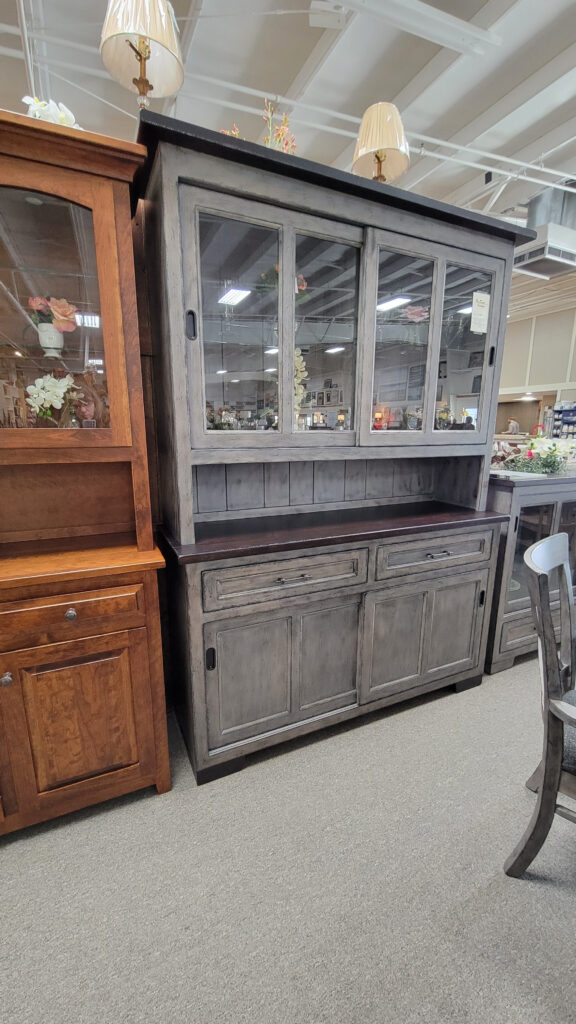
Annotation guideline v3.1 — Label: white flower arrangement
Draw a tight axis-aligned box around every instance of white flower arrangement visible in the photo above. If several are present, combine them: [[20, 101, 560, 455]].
[[530, 436, 575, 458], [22, 96, 83, 130], [294, 347, 308, 421], [26, 374, 76, 418]]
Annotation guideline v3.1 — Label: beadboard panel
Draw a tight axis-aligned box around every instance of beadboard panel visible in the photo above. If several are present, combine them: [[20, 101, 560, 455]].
[[193, 459, 445, 521]]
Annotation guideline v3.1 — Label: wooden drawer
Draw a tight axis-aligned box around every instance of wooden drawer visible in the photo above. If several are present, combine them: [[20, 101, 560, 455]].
[[202, 548, 369, 611], [0, 584, 147, 651], [375, 529, 493, 581], [500, 608, 560, 653]]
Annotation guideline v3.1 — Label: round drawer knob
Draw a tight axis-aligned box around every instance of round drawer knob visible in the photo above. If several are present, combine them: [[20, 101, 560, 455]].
[[0, 672, 13, 687], [64, 608, 78, 622]]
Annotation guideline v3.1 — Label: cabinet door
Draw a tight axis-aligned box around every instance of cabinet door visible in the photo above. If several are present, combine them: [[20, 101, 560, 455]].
[[204, 596, 360, 750], [180, 186, 363, 449], [359, 229, 506, 446], [0, 629, 156, 828], [360, 569, 488, 703], [0, 164, 131, 447], [505, 502, 556, 612]]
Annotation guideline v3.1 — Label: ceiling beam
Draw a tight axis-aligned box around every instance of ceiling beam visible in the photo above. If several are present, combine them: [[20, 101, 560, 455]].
[[339, 0, 501, 54]]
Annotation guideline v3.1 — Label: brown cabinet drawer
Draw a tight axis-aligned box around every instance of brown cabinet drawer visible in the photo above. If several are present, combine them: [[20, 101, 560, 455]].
[[376, 528, 493, 581], [0, 585, 147, 650], [202, 548, 369, 611]]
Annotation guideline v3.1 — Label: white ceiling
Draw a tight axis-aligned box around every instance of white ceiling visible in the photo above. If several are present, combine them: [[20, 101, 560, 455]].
[[2, 0, 576, 330]]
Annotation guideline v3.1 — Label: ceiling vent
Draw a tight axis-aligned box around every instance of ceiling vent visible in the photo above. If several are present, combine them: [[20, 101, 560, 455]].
[[513, 185, 576, 277]]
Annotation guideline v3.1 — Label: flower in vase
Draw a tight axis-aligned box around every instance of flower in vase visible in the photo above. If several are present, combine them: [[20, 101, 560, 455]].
[[26, 373, 76, 417], [47, 298, 78, 332], [27, 296, 78, 332]]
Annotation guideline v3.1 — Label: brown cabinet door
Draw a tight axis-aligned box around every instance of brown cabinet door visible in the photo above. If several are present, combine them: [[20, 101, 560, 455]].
[[0, 629, 156, 828]]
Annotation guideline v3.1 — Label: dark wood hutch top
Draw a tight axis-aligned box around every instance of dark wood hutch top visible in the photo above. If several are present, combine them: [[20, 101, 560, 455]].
[[136, 111, 534, 248], [164, 503, 509, 564]]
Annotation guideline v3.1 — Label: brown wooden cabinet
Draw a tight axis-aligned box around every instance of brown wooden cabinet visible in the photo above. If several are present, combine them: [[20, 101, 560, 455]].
[[0, 111, 170, 834]]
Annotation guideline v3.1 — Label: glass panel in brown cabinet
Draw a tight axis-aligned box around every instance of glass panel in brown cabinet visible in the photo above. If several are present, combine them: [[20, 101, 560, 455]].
[[371, 249, 435, 434], [435, 264, 493, 433], [292, 234, 360, 434], [198, 212, 281, 434], [0, 187, 114, 434]]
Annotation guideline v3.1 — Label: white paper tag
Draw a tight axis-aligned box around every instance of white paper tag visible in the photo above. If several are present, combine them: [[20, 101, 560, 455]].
[[471, 291, 490, 334]]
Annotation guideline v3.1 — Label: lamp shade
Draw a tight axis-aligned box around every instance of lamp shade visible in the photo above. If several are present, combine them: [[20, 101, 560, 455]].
[[352, 102, 410, 183], [100, 0, 184, 98]]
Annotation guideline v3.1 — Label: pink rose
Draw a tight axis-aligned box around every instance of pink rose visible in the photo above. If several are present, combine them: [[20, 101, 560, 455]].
[[527, 450, 534, 458], [48, 297, 78, 333], [28, 296, 49, 310]]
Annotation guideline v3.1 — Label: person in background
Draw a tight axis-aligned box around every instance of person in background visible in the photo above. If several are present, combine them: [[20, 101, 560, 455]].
[[507, 417, 520, 434]]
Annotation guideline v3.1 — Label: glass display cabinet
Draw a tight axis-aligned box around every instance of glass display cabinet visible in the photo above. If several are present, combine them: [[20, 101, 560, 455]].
[[0, 111, 169, 835], [136, 112, 531, 782], [486, 473, 576, 672]]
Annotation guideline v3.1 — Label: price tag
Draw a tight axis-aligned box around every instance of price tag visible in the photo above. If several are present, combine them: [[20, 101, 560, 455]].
[[471, 291, 490, 334]]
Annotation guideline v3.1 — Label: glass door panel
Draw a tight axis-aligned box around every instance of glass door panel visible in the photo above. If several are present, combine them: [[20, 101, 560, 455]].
[[199, 212, 280, 432], [371, 248, 434, 433], [558, 501, 576, 583], [435, 264, 493, 432], [293, 234, 359, 432], [0, 187, 109, 430], [507, 504, 555, 608]]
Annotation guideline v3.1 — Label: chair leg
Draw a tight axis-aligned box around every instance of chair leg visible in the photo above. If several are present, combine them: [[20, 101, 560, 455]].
[[525, 763, 543, 793], [504, 717, 563, 877]]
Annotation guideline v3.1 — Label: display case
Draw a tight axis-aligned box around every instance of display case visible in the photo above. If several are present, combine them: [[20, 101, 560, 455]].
[[485, 473, 576, 672], [0, 111, 170, 834], [135, 112, 531, 780]]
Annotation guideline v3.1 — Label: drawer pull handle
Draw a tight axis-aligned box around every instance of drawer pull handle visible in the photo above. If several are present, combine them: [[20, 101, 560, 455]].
[[425, 550, 454, 560], [0, 672, 13, 687], [275, 573, 313, 586], [64, 608, 78, 622]]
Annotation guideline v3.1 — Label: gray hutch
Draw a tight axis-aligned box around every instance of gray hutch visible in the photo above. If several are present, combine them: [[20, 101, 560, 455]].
[[135, 113, 532, 781]]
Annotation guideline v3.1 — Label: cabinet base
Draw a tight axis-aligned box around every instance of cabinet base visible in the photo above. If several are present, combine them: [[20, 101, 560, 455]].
[[195, 756, 246, 785], [453, 674, 482, 693]]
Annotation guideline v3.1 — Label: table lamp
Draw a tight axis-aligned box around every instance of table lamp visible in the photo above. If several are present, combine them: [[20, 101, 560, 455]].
[[101, 0, 184, 109], [352, 102, 410, 183]]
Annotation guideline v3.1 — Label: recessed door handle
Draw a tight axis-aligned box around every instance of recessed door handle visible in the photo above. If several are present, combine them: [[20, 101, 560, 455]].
[[185, 309, 197, 340]]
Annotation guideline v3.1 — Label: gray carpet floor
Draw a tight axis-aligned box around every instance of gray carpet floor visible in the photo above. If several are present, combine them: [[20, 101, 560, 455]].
[[3, 656, 576, 1024]]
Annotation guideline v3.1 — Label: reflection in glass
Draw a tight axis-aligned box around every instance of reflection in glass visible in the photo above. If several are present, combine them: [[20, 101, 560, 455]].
[[372, 249, 434, 431], [292, 235, 359, 431], [506, 504, 555, 608], [199, 213, 280, 431], [558, 501, 576, 585], [435, 265, 493, 432], [0, 188, 109, 428]]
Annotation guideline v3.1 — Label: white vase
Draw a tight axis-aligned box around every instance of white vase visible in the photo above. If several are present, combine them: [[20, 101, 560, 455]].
[[37, 322, 64, 358]]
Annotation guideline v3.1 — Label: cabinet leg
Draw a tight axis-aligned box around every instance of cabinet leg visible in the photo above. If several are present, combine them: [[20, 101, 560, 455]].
[[453, 674, 482, 693], [485, 656, 516, 674], [195, 756, 246, 785]]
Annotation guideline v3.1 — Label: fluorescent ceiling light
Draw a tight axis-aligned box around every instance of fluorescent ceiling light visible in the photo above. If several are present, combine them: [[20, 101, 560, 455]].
[[325, 346, 345, 353], [75, 314, 101, 328], [231, 379, 240, 383], [216, 369, 227, 374], [264, 347, 279, 355], [458, 306, 473, 314], [218, 288, 251, 306], [14, 350, 23, 357], [264, 367, 276, 372], [377, 296, 411, 312], [521, 394, 537, 401]]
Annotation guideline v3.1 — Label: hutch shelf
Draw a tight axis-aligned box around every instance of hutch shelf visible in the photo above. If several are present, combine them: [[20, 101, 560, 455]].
[[485, 472, 576, 673], [0, 111, 170, 834], [135, 112, 532, 781]]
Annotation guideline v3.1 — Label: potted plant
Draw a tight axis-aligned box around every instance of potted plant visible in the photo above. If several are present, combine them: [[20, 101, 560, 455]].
[[27, 296, 78, 357]]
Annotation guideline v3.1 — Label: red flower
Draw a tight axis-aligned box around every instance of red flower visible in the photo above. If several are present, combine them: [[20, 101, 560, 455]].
[[527, 450, 534, 458]]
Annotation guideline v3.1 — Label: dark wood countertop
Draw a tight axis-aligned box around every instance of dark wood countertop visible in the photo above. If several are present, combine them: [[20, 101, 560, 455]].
[[163, 503, 509, 564]]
